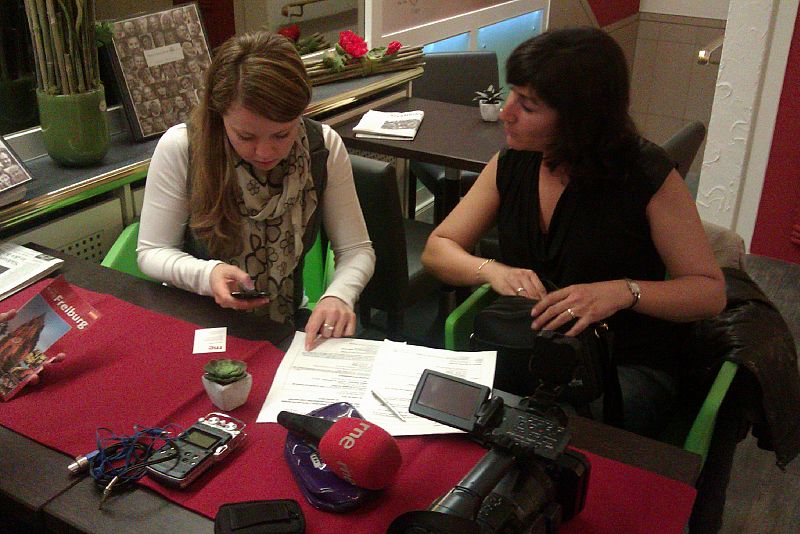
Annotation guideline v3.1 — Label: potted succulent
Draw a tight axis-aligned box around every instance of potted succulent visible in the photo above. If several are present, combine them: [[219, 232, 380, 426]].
[[474, 84, 505, 122], [202, 359, 253, 411], [23, 0, 109, 166]]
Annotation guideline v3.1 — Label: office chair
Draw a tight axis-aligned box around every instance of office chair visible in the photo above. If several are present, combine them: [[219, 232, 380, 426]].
[[408, 51, 500, 221], [102, 221, 331, 308], [350, 154, 439, 339]]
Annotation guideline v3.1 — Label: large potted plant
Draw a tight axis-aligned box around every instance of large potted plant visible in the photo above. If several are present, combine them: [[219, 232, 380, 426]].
[[0, 0, 39, 135], [23, 0, 108, 166]]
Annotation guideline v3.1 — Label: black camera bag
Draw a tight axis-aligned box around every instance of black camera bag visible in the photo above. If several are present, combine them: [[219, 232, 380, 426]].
[[471, 295, 623, 426]]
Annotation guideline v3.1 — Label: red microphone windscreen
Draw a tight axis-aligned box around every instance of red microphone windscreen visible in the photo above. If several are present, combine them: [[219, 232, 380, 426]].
[[318, 417, 402, 490]]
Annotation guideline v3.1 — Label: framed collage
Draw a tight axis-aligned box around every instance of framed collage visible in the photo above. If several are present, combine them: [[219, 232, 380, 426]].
[[0, 138, 33, 208], [107, 2, 212, 141]]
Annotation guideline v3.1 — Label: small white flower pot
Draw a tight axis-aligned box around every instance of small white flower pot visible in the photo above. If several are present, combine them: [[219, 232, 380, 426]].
[[479, 101, 501, 122], [202, 372, 252, 411]]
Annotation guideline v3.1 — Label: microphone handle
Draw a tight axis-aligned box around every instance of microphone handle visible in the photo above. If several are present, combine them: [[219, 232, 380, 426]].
[[429, 448, 516, 519], [276, 411, 334, 446]]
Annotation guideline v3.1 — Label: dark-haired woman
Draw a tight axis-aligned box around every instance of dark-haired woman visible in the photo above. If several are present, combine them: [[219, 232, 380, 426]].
[[138, 31, 375, 350], [422, 27, 725, 437]]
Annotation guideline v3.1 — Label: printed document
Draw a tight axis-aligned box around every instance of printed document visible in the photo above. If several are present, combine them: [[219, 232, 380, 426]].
[[257, 332, 496, 436]]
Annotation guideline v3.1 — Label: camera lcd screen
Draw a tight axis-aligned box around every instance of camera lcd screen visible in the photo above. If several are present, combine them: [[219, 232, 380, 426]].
[[409, 369, 491, 432], [184, 428, 221, 450]]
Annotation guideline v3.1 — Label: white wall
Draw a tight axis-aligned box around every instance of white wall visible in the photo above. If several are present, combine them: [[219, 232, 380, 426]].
[[640, 0, 730, 20]]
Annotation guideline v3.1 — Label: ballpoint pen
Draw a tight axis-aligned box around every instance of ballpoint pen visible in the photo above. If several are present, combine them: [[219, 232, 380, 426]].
[[371, 388, 407, 422]]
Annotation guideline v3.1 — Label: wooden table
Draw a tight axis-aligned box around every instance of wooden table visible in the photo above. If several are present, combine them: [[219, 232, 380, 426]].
[[0, 248, 702, 534], [334, 97, 507, 217]]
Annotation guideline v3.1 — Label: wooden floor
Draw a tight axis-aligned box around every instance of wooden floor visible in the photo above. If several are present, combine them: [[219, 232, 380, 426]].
[[720, 433, 800, 533]]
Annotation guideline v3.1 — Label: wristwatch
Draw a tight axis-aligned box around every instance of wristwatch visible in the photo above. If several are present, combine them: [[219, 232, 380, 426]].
[[624, 278, 641, 309]]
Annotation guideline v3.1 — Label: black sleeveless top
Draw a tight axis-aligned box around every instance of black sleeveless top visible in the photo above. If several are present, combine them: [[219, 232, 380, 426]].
[[496, 139, 689, 370]]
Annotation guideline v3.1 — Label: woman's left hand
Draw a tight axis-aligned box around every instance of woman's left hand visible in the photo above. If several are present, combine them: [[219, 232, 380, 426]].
[[304, 296, 357, 350], [530, 281, 630, 336]]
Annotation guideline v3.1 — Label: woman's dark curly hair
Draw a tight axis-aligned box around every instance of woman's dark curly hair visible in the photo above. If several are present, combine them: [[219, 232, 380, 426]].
[[506, 27, 640, 187]]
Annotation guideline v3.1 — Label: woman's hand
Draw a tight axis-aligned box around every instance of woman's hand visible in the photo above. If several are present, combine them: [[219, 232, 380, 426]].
[[209, 264, 269, 310], [304, 296, 357, 350], [1, 309, 65, 384], [531, 280, 630, 336], [482, 261, 548, 300]]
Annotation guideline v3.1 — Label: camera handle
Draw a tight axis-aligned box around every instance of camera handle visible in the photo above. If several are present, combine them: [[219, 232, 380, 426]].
[[386, 449, 516, 534]]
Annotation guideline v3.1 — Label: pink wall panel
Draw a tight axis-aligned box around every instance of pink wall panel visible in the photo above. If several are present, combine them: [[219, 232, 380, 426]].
[[585, 0, 640, 27], [750, 10, 800, 264]]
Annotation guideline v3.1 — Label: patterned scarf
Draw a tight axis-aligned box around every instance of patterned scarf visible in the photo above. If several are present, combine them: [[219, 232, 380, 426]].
[[225, 121, 317, 323]]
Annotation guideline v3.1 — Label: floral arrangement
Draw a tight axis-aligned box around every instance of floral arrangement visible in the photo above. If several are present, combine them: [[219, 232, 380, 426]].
[[303, 30, 424, 86], [276, 23, 329, 56]]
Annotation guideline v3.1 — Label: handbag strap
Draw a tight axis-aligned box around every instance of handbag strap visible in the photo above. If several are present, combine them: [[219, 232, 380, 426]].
[[594, 324, 624, 427]]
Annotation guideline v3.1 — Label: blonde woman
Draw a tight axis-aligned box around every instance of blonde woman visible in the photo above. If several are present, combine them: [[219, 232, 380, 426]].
[[138, 32, 375, 349]]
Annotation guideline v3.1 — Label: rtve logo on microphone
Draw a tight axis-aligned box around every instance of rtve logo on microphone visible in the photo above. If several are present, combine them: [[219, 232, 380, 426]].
[[337, 421, 371, 449]]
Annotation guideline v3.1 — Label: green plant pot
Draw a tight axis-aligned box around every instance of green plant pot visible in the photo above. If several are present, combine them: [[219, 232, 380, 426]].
[[0, 76, 39, 135], [36, 87, 109, 167]]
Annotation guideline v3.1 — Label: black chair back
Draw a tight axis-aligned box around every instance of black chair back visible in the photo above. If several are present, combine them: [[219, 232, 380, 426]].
[[662, 121, 706, 178], [350, 155, 438, 338], [412, 51, 500, 107]]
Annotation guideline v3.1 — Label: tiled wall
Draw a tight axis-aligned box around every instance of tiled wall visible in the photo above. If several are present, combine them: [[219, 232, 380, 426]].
[[630, 12, 726, 178]]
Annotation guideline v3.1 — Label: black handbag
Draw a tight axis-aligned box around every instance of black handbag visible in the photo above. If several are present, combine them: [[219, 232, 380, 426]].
[[471, 294, 623, 426]]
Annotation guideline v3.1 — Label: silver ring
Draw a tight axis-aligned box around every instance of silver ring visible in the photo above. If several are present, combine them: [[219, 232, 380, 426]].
[[566, 308, 576, 319], [323, 323, 334, 330], [515, 287, 526, 294]]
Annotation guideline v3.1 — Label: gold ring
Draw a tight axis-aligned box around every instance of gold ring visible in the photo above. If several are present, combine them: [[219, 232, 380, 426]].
[[323, 323, 334, 330], [515, 287, 525, 294], [566, 308, 576, 319]]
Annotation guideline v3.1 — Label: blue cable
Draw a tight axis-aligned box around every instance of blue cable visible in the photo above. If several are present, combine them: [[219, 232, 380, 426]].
[[85, 423, 183, 506]]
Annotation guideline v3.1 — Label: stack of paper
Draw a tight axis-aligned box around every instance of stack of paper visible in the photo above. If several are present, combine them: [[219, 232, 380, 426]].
[[257, 332, 496, 436], [352, 110, 425, 141], [0, 243, 64, 302]]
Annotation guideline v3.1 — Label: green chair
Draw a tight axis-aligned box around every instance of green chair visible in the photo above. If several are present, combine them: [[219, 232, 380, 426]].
[[101, 222, 156, 282], [443, 283, 739, 467], [302, 232, 334, 310], [104, 222, 334, 306]]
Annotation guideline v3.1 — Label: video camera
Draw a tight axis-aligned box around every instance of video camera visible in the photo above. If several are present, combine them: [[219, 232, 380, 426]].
[[387, 370, 589, 534]]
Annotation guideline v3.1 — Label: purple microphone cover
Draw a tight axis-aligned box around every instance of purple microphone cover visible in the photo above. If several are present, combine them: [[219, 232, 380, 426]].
[[283, 402, 373, 512]]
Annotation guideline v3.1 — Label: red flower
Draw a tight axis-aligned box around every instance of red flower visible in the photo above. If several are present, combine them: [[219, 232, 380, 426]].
[[386, 41, 402, 56], [339, 30, 368, 59], [278, 24, 300, 42]]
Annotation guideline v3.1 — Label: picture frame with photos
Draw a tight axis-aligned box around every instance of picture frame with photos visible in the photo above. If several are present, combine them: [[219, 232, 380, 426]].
[[0, 138, 33, 208], [107, 2, 212, 141]]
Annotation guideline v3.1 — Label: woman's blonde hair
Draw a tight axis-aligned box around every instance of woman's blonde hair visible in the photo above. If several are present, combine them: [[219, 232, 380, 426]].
[[188, 31, 311, 257]]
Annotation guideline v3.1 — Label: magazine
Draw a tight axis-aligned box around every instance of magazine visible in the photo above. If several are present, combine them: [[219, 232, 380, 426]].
[[0, 243, 65, 302], [352, 110, 424, 140], [0, 275, 101, 400]]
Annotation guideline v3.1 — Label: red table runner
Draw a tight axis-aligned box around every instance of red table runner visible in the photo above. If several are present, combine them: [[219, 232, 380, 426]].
[[0, 281, 696, 533]]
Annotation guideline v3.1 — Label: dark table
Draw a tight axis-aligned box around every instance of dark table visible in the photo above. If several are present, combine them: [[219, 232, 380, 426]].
[[0, 248, 702, 533], [334, 97, 507, 216]]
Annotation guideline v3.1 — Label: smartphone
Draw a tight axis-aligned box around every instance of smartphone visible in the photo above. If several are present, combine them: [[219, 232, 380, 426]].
[[230, 289, 269, 300]]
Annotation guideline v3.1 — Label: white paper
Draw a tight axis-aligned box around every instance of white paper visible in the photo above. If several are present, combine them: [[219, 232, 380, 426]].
[[257, 332, 496, 437], [192, 327, 227, 353]]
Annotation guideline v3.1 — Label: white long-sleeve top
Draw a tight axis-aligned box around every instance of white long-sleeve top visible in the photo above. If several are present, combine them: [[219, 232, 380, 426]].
[[137, 123, 375, 309]]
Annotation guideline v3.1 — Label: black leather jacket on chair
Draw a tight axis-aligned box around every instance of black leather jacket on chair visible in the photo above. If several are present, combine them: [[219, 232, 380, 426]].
[[690, 267, 800, 469]]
